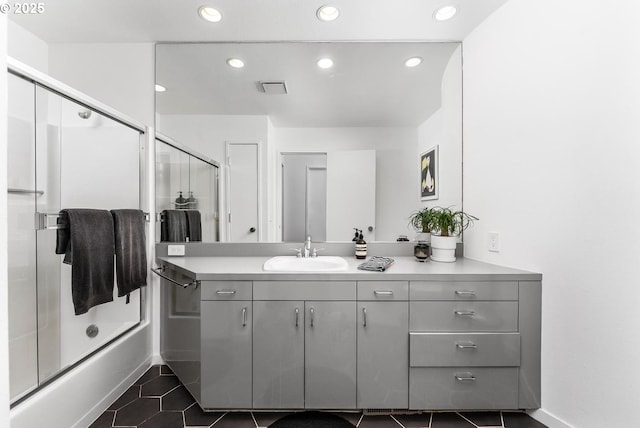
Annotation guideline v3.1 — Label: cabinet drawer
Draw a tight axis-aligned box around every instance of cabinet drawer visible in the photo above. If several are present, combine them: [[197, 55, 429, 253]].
[[410, 301, 518, 332], [410, 281, 518, 301], [409, 367, 518, 410], [253, 281, 356, 301], [357, 281, 408, 300], [410, 333, 520, 367], [201, 281, 252, 300]]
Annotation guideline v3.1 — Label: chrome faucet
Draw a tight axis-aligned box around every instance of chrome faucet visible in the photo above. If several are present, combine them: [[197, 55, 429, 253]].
[[304, 235, 312, 258]]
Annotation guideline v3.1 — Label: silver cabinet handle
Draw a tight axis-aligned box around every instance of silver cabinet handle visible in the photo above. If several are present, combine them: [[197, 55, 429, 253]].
[[242, 307, 247, 327], [455, 342, 478, 350], [362, 307, 367, 327], [455, 290, 476, 296], [310, 307, 314, 328], [295, 307, 299, 327], [454, 310, 476, 317], [216, 290, 237, 295], [455, 373, 477, 382], [373, 290, 393, 296]]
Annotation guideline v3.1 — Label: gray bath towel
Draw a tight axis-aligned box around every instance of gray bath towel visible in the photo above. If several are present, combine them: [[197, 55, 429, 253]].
[[55, 209, 115, 315], [160, 210, 188, 242], [185, 210, 202, 242], [111, 209, 147, 300]]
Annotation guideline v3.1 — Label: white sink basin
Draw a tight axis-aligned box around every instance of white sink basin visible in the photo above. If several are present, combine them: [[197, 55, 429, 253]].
[[263, 256, 349, 272]]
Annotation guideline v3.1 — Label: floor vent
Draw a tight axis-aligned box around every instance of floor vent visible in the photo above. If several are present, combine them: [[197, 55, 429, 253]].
[[363, 409, 421, 415]]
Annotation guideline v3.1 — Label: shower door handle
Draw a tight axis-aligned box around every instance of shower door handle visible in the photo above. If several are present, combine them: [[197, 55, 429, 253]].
[[35, 212, 65, 230]]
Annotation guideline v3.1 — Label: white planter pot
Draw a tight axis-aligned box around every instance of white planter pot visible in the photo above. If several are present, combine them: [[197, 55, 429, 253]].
[[430, 235, 458, 262]]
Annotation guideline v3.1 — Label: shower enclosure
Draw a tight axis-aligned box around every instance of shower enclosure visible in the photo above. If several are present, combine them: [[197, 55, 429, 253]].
[[155, 134, 219, 242], [7, 64, 146, 403]]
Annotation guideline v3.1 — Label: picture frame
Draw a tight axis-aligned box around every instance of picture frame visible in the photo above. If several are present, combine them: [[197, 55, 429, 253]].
[[420, 145, 438, 201]]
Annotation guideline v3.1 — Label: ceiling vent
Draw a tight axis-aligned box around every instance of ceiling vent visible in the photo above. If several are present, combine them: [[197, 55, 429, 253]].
[[259, 81, 288, 94]]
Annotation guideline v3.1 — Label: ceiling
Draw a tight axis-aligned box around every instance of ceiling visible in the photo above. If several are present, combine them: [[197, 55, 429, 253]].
[[10, 0, 509, 44], [156, 42, 460, 127], [10, 0, 509, 128]]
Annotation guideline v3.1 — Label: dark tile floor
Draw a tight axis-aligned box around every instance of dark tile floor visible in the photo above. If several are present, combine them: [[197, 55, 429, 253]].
[[90, 365, 547, 428]]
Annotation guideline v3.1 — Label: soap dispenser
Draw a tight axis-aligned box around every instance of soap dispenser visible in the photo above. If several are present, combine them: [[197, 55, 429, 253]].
[[175, 191, 187, 209], [355, 229, 367, 259]]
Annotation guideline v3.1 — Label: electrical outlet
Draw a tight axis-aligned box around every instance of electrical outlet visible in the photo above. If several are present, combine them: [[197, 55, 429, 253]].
[[488, 232, 500, 253], [167, 244, 185, 256]]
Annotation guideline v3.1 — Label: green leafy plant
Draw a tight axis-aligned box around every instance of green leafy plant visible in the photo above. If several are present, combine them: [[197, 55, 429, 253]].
[[408, 207, 437, 233], [430, 207, 478, 237]]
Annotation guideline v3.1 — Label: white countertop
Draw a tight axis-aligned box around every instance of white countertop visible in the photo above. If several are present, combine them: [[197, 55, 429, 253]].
[[156, 256, 541, 282]]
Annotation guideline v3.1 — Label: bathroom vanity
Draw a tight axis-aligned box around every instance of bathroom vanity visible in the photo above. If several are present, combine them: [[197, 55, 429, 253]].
[[158, 254, 541, 412]]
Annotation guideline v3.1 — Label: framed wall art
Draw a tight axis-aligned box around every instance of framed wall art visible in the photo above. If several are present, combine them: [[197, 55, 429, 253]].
[[420, 145, 438, 201]]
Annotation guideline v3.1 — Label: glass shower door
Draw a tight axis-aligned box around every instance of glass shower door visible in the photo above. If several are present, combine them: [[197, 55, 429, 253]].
[[7, 73, 39, 401]]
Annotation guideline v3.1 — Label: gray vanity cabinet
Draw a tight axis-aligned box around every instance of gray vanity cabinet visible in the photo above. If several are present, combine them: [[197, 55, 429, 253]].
[[252, 300, 305, 408], [304, 301, 357, 409], [252, 281, 357, 409], [201, 282, 253, 409], [356, 281, 409, 409]]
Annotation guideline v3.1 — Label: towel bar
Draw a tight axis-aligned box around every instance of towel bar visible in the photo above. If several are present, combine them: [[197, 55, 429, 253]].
[[8, 188, 45, 195], [151, 266, 200, 289]]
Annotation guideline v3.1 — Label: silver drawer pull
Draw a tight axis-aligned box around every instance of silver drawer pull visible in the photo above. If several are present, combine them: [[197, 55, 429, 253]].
[[455, 290, 476, 296], [373, 290, 393, 296], [295, 307, 299, 327], [310, 307, 315, 328], [454, 310, 476, 317], [242, 307, 247, 327], [362, 307, 367, 327], [216, 290, 237, 295], [455, 342, 478, 350], [455, 374, 477, 382]]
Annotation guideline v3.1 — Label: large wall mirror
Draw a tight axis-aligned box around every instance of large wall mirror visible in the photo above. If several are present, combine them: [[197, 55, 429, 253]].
[[155, 42, 462, 243]]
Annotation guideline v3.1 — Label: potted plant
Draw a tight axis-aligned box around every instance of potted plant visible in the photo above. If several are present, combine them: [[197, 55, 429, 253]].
[[408, 206, 436, 243], [430, 207, 478, 262]]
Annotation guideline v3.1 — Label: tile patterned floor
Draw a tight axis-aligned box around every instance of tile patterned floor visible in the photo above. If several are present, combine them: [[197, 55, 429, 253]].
[[90, 365, 547, 428]]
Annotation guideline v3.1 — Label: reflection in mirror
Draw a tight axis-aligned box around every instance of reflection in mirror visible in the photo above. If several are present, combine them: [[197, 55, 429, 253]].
[[155, 135, 220, 242], [155, 42, 462, 242]]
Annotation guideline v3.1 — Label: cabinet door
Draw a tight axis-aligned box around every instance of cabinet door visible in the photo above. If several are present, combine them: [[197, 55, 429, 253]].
[[357, 302, 408, 409], [201, 301, 252, 409], [305, 301, 357, 409], [253, 301, 305, 408]]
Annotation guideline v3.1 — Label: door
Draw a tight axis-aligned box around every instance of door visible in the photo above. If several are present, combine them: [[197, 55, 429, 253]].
[[326, 150, 376, 241], [7, 73, 39, 401], [306, 166, 327, 242], [201, 301, 252, 408], [305, 301, 357, 408], [357, 302, 409, 408], [253, 301, 305, 408], [226, 142, 259, 242]]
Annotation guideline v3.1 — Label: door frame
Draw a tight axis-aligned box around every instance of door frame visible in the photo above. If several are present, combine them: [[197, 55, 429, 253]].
[[225, 140, 263, 242]]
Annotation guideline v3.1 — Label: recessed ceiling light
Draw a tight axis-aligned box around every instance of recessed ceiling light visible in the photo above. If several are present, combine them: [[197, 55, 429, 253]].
[[405, 57, 423, 68], [317, 58, 334, 69], [198, 6, 222, 23], [434, 5, 457, 21], [155, 84, 166, 92], [317, 5, 340, 22], [226, 58, 245, 68]]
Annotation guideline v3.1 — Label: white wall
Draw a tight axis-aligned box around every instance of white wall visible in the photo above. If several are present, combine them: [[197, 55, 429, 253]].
[[417, 45, 462, 212], [463, 1, 640, 427], [1, 13, 11, 428], [48, 43, 154, 125], [271, 126, 418, 241], [7, 20, 48, 73]]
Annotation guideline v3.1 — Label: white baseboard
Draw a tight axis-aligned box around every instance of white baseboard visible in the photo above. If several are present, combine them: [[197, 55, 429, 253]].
[[529, 409, 574, 428], [151, 353, 165, 365]]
